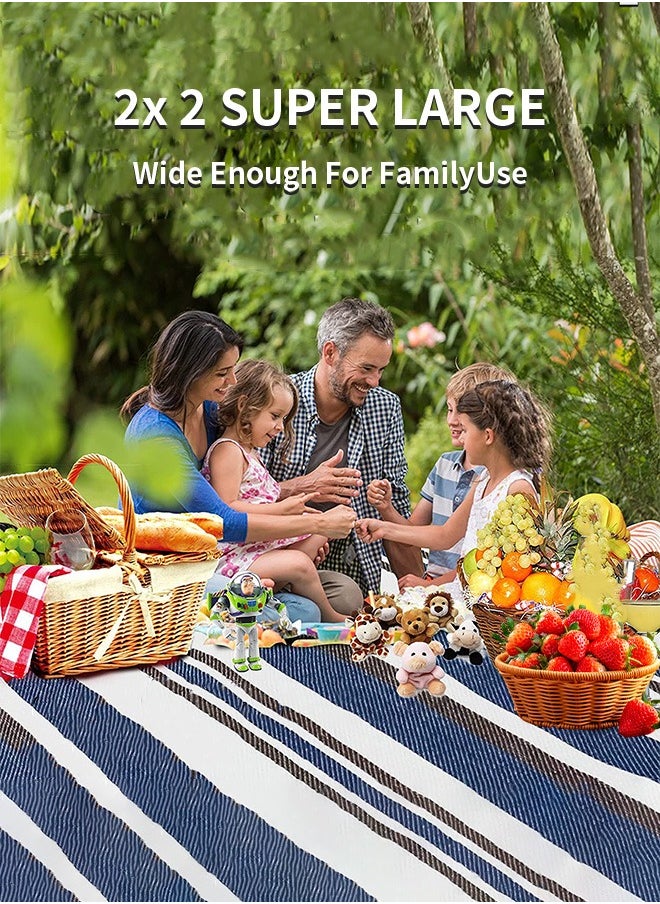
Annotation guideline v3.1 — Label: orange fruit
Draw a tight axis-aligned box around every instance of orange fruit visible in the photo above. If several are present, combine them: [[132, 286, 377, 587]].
[[501, 551, 533, 582], [475, 548, 486, 562], [520, 572, 561, 604], [491, 577, 522, 609], [553, 580, 576, 608]]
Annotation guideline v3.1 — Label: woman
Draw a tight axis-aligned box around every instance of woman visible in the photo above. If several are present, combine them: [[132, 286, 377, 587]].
[[121, 311, 358, 619]]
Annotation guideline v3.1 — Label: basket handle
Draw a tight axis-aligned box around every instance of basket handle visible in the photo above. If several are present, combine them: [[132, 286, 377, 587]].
[[67, 454, 137, 563], [638, 551, 660, 568]]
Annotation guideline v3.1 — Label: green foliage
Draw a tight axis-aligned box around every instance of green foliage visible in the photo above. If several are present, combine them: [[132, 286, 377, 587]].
[[1, 2, 657, 522]]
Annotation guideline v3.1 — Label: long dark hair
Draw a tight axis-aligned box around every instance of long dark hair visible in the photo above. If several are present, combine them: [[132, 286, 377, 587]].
[[121, 311, 243, 423], [457, 380, 552, 490]]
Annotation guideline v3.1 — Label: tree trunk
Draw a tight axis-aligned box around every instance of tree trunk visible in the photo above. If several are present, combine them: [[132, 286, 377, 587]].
[[463, 3, 478, 59], [529, 2, 660, 432], [406, 2, 454, 108]]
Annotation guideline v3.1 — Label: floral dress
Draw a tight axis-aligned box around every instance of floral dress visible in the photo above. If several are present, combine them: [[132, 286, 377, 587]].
[[202, 438, 310, 579]]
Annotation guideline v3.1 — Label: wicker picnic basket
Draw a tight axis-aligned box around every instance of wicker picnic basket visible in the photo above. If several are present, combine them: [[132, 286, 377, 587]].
[[493, 653, 658, 729], [0, 454, 219, 677]]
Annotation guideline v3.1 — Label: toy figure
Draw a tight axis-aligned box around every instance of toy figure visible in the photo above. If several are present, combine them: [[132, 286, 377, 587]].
[[208, 571, 286, 672], [392, 640, 446, 697]]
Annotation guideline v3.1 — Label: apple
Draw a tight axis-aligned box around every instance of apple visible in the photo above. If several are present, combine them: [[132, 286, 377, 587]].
[[462, 547, 479, 578]]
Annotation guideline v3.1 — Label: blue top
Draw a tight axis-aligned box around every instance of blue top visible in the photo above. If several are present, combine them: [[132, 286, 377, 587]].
[[124, 402, 248, 543]]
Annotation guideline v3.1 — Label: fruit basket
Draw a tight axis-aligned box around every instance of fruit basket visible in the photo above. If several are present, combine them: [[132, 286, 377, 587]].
[[494, 653, 658, 729], [461, 490, 632, 647]]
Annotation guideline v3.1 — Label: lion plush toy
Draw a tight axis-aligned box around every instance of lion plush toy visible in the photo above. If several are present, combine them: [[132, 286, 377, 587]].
[[424, 590, 459, 630], [396, 607, 439, 645]]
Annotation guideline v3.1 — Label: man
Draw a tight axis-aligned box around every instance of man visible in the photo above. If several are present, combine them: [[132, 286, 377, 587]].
[[261, 297, 422, 597]]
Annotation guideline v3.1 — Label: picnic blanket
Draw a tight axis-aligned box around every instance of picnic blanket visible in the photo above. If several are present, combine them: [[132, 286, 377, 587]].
[[0, 637, 659, 902]]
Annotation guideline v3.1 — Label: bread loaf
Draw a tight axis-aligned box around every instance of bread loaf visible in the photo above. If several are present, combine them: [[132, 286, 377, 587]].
[[97, 509, 219, 552]]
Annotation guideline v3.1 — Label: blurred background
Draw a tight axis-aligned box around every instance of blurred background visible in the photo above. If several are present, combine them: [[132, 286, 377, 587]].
[[1, 2, 658, 520]]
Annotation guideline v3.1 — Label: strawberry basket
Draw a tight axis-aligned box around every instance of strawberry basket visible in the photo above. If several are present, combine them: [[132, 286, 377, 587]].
[[493, 653, 658, 729]]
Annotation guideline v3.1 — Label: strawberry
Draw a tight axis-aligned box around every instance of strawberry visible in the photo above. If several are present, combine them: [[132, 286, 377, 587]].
[[618, 699, 660, 737], [536, 609, 565, 635], [557, 630, 589, 663], [505, 622, 536, 656], [597, 614, 622, 641], [589, 637, 631, 671], [564, 608, 600, 641], [575, 655, 607, 673], [546, 655, 574, 672], [628, 634, 659, 669], [514, 651, 544, 669], [540, 633, 560, 657]]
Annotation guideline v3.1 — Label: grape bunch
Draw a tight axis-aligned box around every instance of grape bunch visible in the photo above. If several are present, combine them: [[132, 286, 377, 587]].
[[0, 525, 50, 593], [475, 493, 544, 576]]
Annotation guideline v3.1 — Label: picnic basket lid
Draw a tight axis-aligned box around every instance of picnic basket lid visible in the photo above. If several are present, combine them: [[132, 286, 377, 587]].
[[0, 459, 124, 552]]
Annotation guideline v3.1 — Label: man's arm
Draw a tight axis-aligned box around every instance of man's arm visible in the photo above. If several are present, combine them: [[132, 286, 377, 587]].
[[276, 450, 362, 505]]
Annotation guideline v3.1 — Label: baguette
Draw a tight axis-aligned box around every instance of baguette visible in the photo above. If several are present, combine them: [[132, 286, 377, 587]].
[[97, 509, 218, 552]]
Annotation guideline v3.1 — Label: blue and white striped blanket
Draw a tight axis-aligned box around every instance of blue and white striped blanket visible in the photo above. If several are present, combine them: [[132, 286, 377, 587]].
[[1, 638, 658, 902]]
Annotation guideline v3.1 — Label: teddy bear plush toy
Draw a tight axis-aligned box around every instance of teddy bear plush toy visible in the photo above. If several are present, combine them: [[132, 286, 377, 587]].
[[443, 618, 485, 665], [396, 607, 439, 645], [392, 640, 446, 697], [424, 590, 459, 630], [348, 608, 392, 662]]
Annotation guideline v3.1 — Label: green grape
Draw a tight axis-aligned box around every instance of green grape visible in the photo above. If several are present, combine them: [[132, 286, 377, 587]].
[[24, 551, 40, 565], [0, 576, 5, 593], [3, 533, 19, 550], [16, 526, 30, 536], [18, 535, 35, 553], [30, 526, 46, 541], [6, 549, 23, 566], [35, 537, 48, 554]]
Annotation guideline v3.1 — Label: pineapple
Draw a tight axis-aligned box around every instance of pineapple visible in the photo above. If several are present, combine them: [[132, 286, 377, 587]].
[[530, 492, 579, 578]]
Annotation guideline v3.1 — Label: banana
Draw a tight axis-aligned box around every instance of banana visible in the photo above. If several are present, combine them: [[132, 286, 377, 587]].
[[608, 537, 630, 560], [574, 493, 628, 539]]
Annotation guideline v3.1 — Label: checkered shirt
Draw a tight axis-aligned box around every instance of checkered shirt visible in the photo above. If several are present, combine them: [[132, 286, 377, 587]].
[[260, 366, 411, 593], [0, 564, 70, 679]]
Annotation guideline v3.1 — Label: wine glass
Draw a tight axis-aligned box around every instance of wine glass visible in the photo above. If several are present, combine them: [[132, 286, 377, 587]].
[[46, 508, 96, 570]]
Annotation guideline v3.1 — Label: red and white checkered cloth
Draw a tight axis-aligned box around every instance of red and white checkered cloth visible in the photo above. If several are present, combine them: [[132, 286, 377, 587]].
[[0, 564, 71, 680]]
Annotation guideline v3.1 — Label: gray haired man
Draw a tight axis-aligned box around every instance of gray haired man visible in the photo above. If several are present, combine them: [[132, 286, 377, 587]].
[[261, 297, 422, 601]]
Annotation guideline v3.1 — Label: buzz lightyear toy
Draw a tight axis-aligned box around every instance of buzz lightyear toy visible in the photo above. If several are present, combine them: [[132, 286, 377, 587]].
[[210, 572, 282, 672]]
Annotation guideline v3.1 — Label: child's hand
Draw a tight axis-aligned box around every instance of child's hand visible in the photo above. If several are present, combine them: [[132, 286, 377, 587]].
[[275, 492, 320, 515], [314, 541, 329, 566], [355, 518, 386, 543], [367, 478, 392, 511]]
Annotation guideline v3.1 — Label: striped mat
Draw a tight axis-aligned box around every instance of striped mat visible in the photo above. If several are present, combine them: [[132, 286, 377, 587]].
[[0, 639, 659, 902]]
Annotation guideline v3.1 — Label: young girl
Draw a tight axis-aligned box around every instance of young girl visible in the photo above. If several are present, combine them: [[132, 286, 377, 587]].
[[203, 359, 346, 622], [356, 380, 552, 564]]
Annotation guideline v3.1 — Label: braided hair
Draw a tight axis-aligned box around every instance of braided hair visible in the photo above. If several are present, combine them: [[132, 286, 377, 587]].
[[456, 380, 552, 489]]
